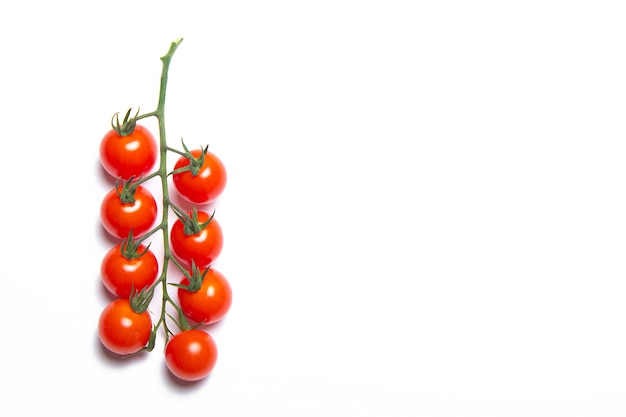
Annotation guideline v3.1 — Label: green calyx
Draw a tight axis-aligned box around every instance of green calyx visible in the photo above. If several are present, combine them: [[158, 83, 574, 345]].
[[166, 306, 192, 332], [142, 327, 158, 353], [111, 108, 139, 137], [173, 206, 214, 236], [171, 261, 208, 293], [181, 139, 209, 177], [115, 177, 138, 204], [129, 283, 154, 314], [119, 230, 151, 260]]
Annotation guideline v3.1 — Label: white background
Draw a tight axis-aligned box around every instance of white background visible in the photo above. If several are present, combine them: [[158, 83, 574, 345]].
[[1, 1, 625, 416]]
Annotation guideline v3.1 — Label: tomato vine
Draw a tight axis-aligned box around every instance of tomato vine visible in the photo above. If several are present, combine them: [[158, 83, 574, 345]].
[[97, 38, 231, 382]]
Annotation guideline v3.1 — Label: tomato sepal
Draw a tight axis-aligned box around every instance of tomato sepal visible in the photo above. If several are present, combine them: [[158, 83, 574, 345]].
[[172, 206, 215, 236], [167, 307, 192, 332], [111, 107, 140, 137], [140, 327, 158, 353], [119, 230, 153, 260], [130, 283, 155, 314], [115, 177, 143, 204], [169, 261, 208, 293], [169, 139, 210, 177]]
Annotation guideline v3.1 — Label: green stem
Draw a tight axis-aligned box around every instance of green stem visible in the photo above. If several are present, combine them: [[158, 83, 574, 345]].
[[168, 166, 191, 177], [168, 254, 190, 276], [136, 110, 158, 121], [151, 38, 184, 344], [166, 146, 187, 156], [135, 223, 165, 247], [134, 170, 161, 186]]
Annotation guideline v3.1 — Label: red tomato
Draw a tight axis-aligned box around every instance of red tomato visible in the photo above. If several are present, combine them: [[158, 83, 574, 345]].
[[172, 149, 227, 204], [100, 124, 158, 180], [178, 268, 232, 325], [98, 299, 152, 356], [170, 211, 223, 268], [100, 185, 157, 239], [101, 243, 159, 299], [165, 329, 218, 381]]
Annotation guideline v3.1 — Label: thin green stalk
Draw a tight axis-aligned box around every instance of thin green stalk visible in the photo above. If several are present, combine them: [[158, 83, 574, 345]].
[[155, 38, 184, 342], [136, 110, 158, 121], [134, 170, 161, 185], [134, 38, 185, 345], [166, 146, 187, 156]]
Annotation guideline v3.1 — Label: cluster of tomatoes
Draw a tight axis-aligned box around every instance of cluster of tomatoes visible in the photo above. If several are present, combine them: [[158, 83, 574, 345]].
[[97, 111, 231, 382]]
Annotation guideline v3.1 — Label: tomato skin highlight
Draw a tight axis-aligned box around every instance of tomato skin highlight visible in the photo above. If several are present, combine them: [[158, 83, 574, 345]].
[[100, 124, 158, 180], [178, 268, 232, 325], [101, 244, 159, 299], [98, 299, 152, 356], [165, 329, 218, 381], [173, 149, 227, 205], [100, 185, 158, 239], [170, 211, 223, 268]]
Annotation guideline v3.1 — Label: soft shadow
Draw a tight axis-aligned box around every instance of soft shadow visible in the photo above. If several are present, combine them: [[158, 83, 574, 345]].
[[94, 332, 150, 368], [96, 277, 116, 304], [200, 316, 228, 334], [162, 361, 212, 392], [98, 220, 123, 246], [96, 159, 116, 187]]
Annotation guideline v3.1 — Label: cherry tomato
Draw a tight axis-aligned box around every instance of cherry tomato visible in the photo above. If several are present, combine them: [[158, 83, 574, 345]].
[[165, 329, 218, 381], [172, 149, 227, 205], [100, 185, 158, 239], [100, 124, 158, 180], [178, 267, 232, 325], [170, 211, 223, 268], [98, 299, 152, 356], [101, 243, 159, 299]]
